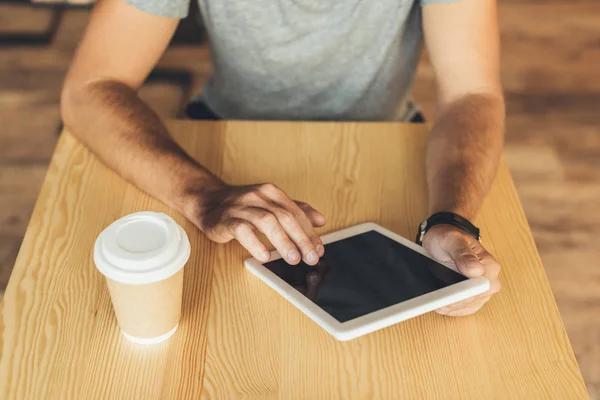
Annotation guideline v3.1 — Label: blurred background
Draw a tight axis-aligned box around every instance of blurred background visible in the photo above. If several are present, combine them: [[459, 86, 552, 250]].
[[0, 0, 598, 397]]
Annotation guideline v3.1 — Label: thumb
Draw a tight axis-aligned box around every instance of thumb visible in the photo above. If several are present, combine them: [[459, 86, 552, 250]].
[[445, 234, 485, 277]]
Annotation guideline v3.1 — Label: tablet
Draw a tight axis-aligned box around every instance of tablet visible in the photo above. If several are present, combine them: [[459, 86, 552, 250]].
[[244, 222, 489, 341]]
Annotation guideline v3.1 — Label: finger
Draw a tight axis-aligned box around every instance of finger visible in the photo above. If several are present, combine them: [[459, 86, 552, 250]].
[[485, 277, 501, 295], [436, 293, 492, 316], [444, 234, 485, 277], [480, 254, 502, 281], [254, 184, 323, 228], [480, 295, 492, 303], [295, 201, 326, 227], [234, 208, 302, 265], [272, 199, 324, 259], [247, 184, 323, 262], [258, 186, 324, 260], [437, 300, 487, 317], [436, 295, 489, 315], [228, 219, 271, 262], [270, 206, 321, 265], [294, 202, 326, 257], [472, 249, 502, 294], [446, 293, 490, 310]]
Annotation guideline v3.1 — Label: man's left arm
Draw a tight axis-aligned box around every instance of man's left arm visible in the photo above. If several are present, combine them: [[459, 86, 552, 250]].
[[421, 0, 504, 316]]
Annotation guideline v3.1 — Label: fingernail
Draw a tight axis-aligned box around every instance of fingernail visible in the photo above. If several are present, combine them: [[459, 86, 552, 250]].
[[288, 250, 300, 262], [260, 251, 271, 262], [316, 244, 325, 256], [306, 250, 319, 265]]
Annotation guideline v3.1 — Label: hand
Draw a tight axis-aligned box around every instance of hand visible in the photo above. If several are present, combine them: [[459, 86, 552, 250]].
[[422, 224, 501, 316], [189, 181, 326, 265]]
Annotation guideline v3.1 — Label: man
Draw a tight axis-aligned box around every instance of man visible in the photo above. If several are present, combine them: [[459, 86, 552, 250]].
[[61, 0, 503, 316]]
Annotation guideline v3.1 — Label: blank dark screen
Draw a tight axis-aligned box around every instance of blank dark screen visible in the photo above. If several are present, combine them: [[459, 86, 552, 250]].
[[263, 230, 467, 322]]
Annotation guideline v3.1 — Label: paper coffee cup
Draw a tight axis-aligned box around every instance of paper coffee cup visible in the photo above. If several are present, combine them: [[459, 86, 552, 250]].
[[94, 212, 191, 344]]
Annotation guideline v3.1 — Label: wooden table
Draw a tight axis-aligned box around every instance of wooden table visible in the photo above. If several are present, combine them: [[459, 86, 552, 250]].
[[0, 121, 588, 399]]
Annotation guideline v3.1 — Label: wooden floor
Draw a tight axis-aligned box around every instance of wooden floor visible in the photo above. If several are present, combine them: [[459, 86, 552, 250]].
[[0, 2, 598, 398]]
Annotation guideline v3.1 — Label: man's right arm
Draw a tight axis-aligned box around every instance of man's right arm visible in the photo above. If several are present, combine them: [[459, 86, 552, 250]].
[[61, 0, 326, 266], [61, 0, 207, 214]]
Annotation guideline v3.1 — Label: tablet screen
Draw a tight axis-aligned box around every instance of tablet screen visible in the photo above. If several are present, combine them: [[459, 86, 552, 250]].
[[263, 230, 467, 323]]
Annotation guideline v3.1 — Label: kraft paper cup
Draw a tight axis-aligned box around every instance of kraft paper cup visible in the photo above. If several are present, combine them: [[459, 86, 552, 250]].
[[94, 212, 191, 345]]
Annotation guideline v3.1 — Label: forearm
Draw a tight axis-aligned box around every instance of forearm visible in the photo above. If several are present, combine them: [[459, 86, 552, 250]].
[[426, 93, 505, 220], [60, 80, 220, 218]]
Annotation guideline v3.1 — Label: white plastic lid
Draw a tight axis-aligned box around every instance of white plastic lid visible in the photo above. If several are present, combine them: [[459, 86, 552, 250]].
[[93, 212, 191, 285]]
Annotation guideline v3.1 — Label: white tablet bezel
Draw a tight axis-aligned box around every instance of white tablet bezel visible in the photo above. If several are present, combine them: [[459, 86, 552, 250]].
[[244, 222, 490, 341]]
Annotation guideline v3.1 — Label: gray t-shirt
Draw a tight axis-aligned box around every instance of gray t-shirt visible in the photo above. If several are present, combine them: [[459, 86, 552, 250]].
[[126, 0, 449, 121]]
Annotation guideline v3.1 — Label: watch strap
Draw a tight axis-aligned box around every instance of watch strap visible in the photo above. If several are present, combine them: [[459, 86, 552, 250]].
[[416, 212, 480, 245]]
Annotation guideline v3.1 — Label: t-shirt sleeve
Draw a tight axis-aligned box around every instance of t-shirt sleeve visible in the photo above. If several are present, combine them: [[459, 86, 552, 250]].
[[124, 0, 190, 18]]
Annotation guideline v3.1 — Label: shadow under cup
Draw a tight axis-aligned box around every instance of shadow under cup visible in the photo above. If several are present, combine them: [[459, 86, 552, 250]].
[[94, 212, 191, 345]]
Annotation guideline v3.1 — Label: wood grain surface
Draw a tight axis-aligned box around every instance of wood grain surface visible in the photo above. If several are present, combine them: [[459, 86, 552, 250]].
[[0, 121, 589, 399]]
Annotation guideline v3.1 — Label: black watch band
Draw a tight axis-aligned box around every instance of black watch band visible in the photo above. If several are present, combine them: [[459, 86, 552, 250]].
[[415, 212, 480, 246]]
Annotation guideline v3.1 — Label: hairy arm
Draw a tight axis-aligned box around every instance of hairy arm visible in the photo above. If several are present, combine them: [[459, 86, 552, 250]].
[[61, 0, 326, 266], [420, 0, 504, 316], [61, 0, 215, 215], [423, 0, 505, 220]]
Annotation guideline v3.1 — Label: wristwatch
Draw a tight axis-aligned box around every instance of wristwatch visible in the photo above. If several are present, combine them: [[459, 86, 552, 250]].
[[415, 212, 480, 246]]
